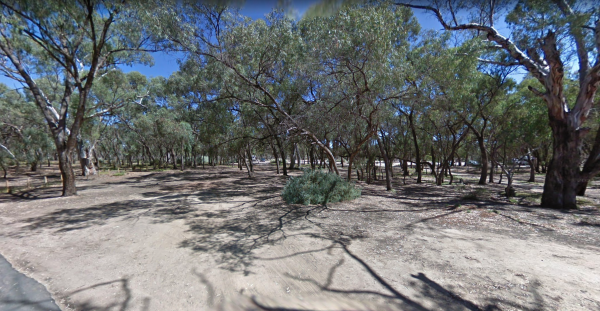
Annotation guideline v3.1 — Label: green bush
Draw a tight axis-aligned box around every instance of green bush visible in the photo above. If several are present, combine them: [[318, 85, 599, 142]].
[[461, 187, 486, 200], [282, 169, 361, 205]]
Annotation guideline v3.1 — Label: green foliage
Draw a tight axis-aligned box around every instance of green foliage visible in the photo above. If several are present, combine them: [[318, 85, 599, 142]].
[[461, 187, 486, 200], [282, 169, 361, 205]]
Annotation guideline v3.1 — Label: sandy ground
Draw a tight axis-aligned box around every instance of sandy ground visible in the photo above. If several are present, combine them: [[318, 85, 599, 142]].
[[0, 165, 599, 311]]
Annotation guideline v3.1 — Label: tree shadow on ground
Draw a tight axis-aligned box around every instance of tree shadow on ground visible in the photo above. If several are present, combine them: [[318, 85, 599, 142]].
[[59, 278, 136, 311], [5, 166, 594, 310], [7, 191, 197, 238], [0, 186, 63, 203], [247, 233, 547, 311]]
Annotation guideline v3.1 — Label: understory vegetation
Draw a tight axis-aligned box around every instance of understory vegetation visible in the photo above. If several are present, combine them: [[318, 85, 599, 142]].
[[282, 169, 361, 205]]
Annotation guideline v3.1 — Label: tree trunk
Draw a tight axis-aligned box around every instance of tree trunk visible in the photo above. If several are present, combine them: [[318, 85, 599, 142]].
[[377, 137, 392, 191], [409, 112, 422, 183], [527, 153, 536, 182], [241, 151, 252, 178], [30, 161, 38, 172], [575, 124, 600, 196], [289, 144, 296, 170], [498, 168, 503, 184], [246, 145, 254, 174], [533, 150, 541, 173], [270, 142, 279, 174], [296, 144, 301, 168], [171, 150, 177, 170], [347, 149, 363, 182], [319, 149, 324, 169], [57, 145, 77, 196], [576, 180, 589, 196], [275, 136, 287, 176], [541, 118, 581, 209], [309, 145, 316, 170], [181, 143, 185, 171], [477, 137, 488, 185], [428, 146, 440, 185]]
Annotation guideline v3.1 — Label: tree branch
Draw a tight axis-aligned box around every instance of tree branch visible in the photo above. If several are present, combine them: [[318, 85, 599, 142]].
[[395, 2, 549, 82], [554, 0, 589, 85], [0, 143, 16, 159], [477, 58, 520, 66]]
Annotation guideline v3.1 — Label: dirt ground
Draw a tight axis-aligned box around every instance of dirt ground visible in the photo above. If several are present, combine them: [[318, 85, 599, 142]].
[[0, 164, 599, 311]]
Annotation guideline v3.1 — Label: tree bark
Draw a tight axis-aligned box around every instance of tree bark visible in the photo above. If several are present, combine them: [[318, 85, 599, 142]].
[[345, 130, 377, 181], [181, 143, 185, 171], [309, 145, 316, 170], [347, 152, 358, 182], [246, 144, 254, 174], [477, 137, 488, 185], [527, 153, 536, 182], [408, 112, 422, 183], [541, 117, 581, 209], [269, 141, 279, 174], [276, 137, 287, 176], [490, 163, 495, 183], [78, 137, 97, 176], [575, 124, 600, 196], [57, 145, 77, 196], [288, 143, 296, 170], [377, 137, 392, 191], [296, 144, 301, 168], [402, 159, 409, 176]]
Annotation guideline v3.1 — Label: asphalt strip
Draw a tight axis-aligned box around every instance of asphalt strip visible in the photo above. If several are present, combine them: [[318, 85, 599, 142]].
[[0, 253, 61, 311]]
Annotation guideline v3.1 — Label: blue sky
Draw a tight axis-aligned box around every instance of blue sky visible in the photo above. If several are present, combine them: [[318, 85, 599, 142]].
[[0, 1, 516, 89]]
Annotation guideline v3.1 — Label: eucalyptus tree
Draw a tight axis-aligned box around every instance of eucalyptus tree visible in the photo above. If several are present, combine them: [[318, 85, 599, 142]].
[[422, 107, 469, 185], [166, 57, 239, 168], [299, 3, 419, 184], [161, 2, 420, 182], [0, 83, 53, 173], [382, 106, 413, 177], [512, 77, 554, 182], [407, 43, 473, 186], [452, 66, 516, 184], [396, 31, 456, 184], [0, 0, 161, 195], [106, 73, 202, 170], [158, 2, 342, 173], [398, 1, 600, 208], [0, 84, 23, 168], [72, 70, 151, 175]]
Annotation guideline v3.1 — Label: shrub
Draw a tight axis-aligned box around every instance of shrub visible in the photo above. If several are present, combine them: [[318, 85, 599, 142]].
[[282, 169, 361, 205], [461, 187, 486, 200]]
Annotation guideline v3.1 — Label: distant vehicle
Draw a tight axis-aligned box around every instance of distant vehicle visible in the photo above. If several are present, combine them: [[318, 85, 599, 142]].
[[467, 160, 479, 166], [513, 157, 533, 165]]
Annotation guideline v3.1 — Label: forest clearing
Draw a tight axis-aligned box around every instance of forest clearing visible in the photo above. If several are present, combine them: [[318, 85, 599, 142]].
[[1, 163, 599, 310]]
